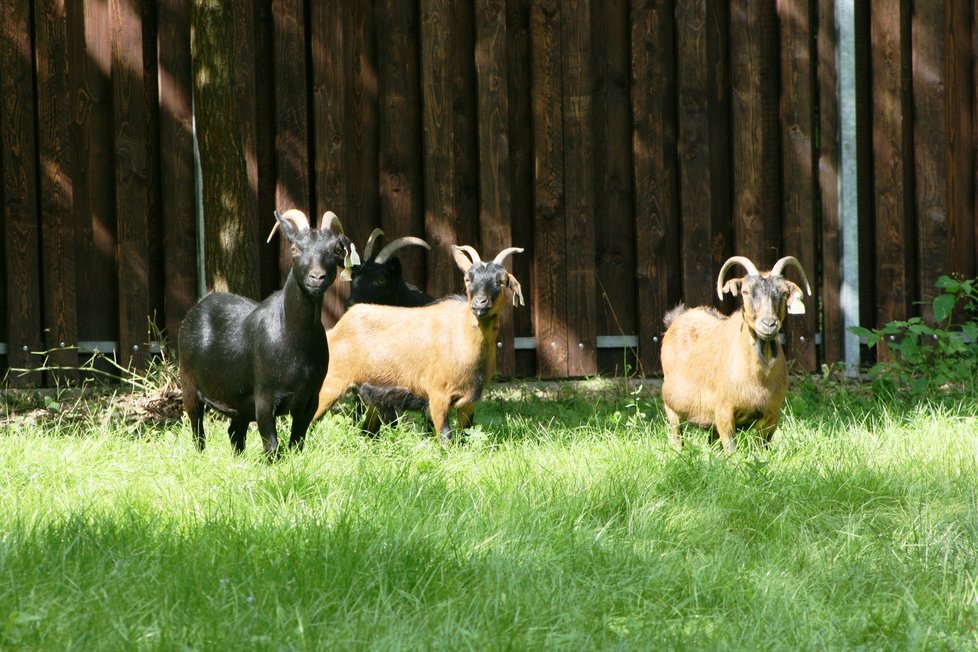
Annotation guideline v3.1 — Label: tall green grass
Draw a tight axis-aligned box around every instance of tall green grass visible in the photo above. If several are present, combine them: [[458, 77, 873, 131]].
[[1, 380, 977, 649]]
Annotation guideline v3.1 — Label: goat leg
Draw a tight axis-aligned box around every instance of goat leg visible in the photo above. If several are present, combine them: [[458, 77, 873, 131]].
[[715, 411, 738, 453], [456, 404, 476, 434], [757, 411, 780, 446], [361, 405, 383, 436], [227, 419, 248, 454], [663, 405, 682, 450], [288, 395, 317, 451], [315, 380, 349, 420], [428, 394, 453, 444], [254, 397, 281, 460]]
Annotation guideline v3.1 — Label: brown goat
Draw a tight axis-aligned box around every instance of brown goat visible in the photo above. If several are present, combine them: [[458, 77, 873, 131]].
[[660, 255, 811, 452], [313, 245, 524, 441]]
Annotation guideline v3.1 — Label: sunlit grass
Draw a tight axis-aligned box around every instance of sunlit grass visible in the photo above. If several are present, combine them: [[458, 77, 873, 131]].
[[1, 378, 977, 649]]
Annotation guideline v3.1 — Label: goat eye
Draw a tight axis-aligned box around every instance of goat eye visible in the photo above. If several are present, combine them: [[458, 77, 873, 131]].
[[290, 246, 299, 256]]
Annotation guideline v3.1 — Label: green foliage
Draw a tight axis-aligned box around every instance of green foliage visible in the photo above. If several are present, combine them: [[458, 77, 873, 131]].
[[850, 275, 978, 396]]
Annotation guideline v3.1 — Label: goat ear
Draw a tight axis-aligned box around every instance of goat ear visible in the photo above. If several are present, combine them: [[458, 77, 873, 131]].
[[786, 282, 806, 315], [721, 278, 742, 296], [508, 274, 525, 307], [452, 246, 474, 272], [385, 257, 402, 274]]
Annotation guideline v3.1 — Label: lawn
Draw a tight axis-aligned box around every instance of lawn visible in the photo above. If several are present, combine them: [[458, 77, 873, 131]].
[[1, 374, 977, 650]]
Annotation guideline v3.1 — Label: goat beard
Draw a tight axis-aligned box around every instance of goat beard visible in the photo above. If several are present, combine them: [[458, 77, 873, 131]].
[[752, 333, 779, 366]]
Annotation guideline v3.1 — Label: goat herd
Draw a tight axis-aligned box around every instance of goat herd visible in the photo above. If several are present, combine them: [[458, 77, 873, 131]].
[[178, 210, 810, 459]]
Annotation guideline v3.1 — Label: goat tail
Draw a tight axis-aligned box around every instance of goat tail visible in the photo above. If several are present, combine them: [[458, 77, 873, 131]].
[[663, 303, 687, 329]]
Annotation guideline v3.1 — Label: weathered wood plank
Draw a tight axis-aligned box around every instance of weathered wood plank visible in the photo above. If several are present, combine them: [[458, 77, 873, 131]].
[[778, 0, 818, 370], [730, 0, 781, 264], [506, 0, 536, 376], [561, 0, 597, 376], [421, 0, 479, 300], [912, 0, 949, 320], [377, 0, 425, 290], [272, 0, 311, 215], [112, 0, 154, 371], [946, 0, 974, 280], [631, 0, 680, 375], [530, 0, 567, 378], [35, 0, 79, 379], [0, 0, 43, 386], [158, 0, 197, 344], [68, 0, 119, 356], [675, 0, 731, 309], [817, 0, 843, 365], [311, 0, 349, 325], [592, 0, 636, 374], [870, 0, 915, 337], [475, 0, 517, 375]]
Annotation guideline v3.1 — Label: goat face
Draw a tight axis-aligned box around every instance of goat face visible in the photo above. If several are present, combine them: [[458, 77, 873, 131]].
[[350, 257, 402, 304], [718, 255, 811, 342], [274, 210, 354, 297], [452, 245, 525, 320]]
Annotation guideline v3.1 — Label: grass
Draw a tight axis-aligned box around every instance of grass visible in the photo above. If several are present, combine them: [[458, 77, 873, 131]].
[[1, 375, 977, 650]]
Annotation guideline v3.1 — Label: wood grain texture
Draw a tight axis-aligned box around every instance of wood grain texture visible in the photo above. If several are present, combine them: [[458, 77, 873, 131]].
[[945, 0, 974, 281], [272, 0, 311, 215], [35, 0, 79, 379], [0, 0, 43, 386], [778, 0, 818, 370]]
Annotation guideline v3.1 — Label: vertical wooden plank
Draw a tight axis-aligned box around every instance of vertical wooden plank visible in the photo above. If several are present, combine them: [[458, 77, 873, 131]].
[[946, 0, 974, 280], [35, 0, 79, 379], [506, 0, 536, 376], [818, 0, 843, 365], [311, 0, 348, 325], [376, 0, 425, 289], [421, 0, 479, 300], [591, 0, 636, 374], [69, 0, 118, 353], [912, 1, 949, 319], [112, 0, 153, 370], [530, 0, 567, 378], [631, 0, 680, 375], [272, 0, 311, 215], [475, 0, 517, 375], [870, 0, 915, 334], [778, 0, 818, 370], [730, 0, 781, 264], [0, 0, 43, 386], [158, 0, 197, 342], [342, 2, 379, 259], [675, 0, 731, 309], [561, 0, 597, 376]]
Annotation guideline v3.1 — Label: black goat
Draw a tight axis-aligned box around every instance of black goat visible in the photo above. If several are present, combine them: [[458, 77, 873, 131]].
[[347, 228, 433, 308], [178, 209, 355, 457]]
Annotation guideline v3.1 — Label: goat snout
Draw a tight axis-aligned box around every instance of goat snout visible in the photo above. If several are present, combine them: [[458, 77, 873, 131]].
[[471, 295, 492, 316], [755, 317, 780, 339], [305, 269, 330, 293]]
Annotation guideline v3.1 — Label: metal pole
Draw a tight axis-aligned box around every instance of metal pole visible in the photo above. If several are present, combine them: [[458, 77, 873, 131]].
[[837, 0, 860, 375]]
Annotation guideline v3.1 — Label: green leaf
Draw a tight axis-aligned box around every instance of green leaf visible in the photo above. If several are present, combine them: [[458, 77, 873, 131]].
[[932, 293, 956, 323], [934, 275, 960, 291]]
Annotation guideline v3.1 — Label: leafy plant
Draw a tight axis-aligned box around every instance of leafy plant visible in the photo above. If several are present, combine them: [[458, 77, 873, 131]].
[[850, 275, 978, 396]]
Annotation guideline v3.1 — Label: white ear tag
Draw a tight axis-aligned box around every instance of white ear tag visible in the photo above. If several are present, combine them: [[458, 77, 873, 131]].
[[787, 291, 806, 315], [340, 243, 360, 282]]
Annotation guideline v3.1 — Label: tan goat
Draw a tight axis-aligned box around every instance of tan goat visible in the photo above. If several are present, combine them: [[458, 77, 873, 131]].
[[660, 255, 811, 452], [313, 245, 524, 441]]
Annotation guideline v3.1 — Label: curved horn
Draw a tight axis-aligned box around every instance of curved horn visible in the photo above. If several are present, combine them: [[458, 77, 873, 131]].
[[716, 256, 760, 299], [492, 247, 524, 266], [266, 209, 310, 242], [455, 245, 482, 264], [363, 228, 385, 260], [771, 256, 812, 295], [375, 237, 431, 264], [322, 211, 344, 234]]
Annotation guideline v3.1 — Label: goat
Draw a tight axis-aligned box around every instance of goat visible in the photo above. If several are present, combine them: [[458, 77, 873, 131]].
[[345, 228, 434, 430], [178, 209, 355, 457], [313, 245, 524, 442], [347, 228, 433, 308], [659, 255, 811, 452]]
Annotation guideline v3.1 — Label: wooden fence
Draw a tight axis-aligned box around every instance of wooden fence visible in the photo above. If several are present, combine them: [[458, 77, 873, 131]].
[[1, 0, 976, 387]]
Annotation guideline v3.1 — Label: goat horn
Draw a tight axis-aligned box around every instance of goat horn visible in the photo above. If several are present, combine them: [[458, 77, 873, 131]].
[[492, 247, 524, 266], [716, 256, 760, 299], [363, 228, 384, 260], [323, 211, 344, 234], [267, 209, 310, 242], [771, 256, 812, 295], [456, 245, 482, 264], [375, 237, 431, 264]]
